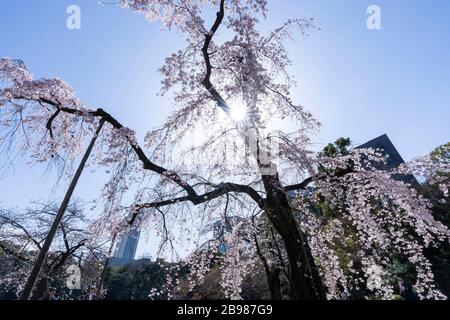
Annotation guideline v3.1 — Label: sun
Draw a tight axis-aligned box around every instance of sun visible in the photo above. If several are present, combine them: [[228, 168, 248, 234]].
[[229, 102, 247, 122]]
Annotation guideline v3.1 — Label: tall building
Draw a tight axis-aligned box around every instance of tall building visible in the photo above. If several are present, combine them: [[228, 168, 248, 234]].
[[212, 216, 246, 254], [356, 134, 417, 185], [110, 230, 141, 267], [357, 134, 405, 170]]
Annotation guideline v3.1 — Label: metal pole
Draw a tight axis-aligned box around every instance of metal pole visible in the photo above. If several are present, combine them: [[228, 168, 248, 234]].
[[97, 233, 117, 299], [20, 119, 106, 300]]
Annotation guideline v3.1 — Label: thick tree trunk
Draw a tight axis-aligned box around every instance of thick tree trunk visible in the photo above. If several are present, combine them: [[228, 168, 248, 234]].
[[262, 174, 327, 300], [31, 277, 48, 300], [253, 226, 283, 300], [266, 269, 282, 300]]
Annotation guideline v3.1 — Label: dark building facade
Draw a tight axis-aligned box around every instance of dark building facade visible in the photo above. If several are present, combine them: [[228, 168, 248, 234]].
[[356, 134, 417, 185]]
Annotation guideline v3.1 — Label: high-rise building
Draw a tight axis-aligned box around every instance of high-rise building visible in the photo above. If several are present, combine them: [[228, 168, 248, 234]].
[[212, 216, 246, 254], [110, 230, 141, 267]]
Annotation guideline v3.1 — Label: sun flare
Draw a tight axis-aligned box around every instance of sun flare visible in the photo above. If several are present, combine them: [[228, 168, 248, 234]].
[[229, 103, 247, 122]]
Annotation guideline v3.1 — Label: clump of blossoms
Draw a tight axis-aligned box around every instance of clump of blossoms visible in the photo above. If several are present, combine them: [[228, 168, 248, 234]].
[[0, 57, 143, 217], [294, 149, 449, 300], [0, 58, 92, 165], [172, 220, 258, 300], [219, 222, 257, 299]]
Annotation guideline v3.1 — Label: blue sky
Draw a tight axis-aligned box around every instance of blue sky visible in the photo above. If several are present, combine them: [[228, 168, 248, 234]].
[[0, 1, 449, 250]]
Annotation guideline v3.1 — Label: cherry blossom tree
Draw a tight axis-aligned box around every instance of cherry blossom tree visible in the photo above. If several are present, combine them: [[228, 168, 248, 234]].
[[0, 0, 449, 300]]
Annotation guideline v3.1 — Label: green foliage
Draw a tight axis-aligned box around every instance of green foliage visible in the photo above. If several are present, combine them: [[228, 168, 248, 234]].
[[430, 142, 450, 164], [104, 260, 183, 300], [320, 137, 352, 158], [420, 168, 450, 297], [174, 265, 226, 300]]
